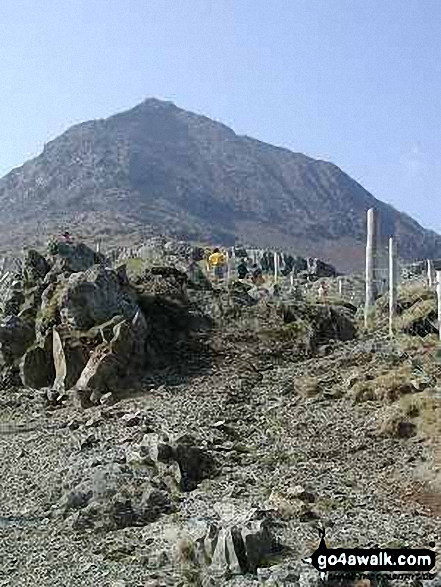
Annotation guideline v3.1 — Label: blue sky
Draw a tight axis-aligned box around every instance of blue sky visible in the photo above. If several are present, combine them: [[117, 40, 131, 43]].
[[1, 0, 440, 232]]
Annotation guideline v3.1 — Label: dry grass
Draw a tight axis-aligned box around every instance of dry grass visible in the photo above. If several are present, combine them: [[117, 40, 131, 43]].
[[351, 364, 416, 404], [298, 376, 320, 397], [399, 392, 441, 440]]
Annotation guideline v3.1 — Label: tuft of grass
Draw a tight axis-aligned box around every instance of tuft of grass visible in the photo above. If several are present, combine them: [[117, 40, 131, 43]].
[[352, 364, 416, 404], [399, 392, 441, 441]]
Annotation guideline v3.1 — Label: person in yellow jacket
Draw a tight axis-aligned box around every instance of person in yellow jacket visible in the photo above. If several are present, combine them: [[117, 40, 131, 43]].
[[208, 248, 226, 281]]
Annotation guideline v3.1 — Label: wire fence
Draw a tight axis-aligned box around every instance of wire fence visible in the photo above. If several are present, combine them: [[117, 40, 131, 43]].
[[0, 240, 439, 386]]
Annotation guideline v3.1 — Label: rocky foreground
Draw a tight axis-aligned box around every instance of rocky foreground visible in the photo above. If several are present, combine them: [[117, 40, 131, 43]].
[[0, 240, 440, 586]]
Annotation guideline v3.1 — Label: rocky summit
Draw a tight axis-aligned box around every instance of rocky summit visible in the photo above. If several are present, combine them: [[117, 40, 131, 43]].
[[0, 98, 440, 271], [0, 235, 440, 587]]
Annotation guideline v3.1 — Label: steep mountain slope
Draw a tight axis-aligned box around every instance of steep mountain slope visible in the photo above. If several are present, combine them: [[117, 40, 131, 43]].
[[0, 98, 440, 270]]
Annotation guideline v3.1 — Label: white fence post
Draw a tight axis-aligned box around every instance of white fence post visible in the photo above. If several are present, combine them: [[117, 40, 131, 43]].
[[389, 237, 397, 337], [274, 251, 279, 283], [427, 259, 434, 287], [338, 277, 343, 297], [364, 208, 377, 328], [437, 271, 441, 342]]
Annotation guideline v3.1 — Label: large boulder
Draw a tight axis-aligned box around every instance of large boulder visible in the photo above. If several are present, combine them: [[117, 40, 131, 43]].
[[278, 301, 357, 353], [56, 463, 175, 532], [142, 432, 217, 492], [0, 315, 35, 366], [47, 240, 103, 273], [20, 333, 55, 388], [73, 310, 149, 403], [59, 265, 138, 330]]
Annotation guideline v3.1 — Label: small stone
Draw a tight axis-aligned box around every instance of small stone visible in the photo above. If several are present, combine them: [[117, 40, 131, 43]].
[[121, 412, 142, 427], [85, 415, 102, 428], [100, 392, 114, 405], [67, 419, 81, 431], [80, 433, 98, 450]]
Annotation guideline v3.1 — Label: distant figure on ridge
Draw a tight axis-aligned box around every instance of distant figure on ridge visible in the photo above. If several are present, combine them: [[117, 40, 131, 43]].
[[208, 248, 226, 281], [61, 230, 73, 244]]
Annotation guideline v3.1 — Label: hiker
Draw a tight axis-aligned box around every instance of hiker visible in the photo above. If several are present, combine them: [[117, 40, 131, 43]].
[[208, 247, 226, 281], [237, 258, 248, 280], [61, 230, 72, 243], [251, 263, 264, 285]]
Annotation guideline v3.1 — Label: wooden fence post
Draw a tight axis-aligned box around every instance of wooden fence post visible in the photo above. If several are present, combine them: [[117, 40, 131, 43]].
[[274, 251, 279, 283], [427, 260, 434, 287], [389, 237, 397, 337], [364, 208, 377, 328], [436, 271, 441, 342]]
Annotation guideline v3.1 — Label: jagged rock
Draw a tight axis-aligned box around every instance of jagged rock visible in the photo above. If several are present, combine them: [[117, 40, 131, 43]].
[[52, 328, 89, 391], [19, 333, 55, 388], [141, 433, 216, 492], [198, 510, 275, 577], [73, 345, 122, 406], [73, 310, 148, 402], [59, 463, 175, 532], [307, 257, 337, 279], [0, 315, 35, 366], [23, 249, 50, 285], [59, 265, 138, 329], [47, 240, 102, 273]]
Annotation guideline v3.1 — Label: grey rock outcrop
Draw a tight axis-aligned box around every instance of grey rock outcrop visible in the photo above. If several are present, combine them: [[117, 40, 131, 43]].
[[59, 265, 138, 329], [195, 510, 275, 577], [58, 463, 175, 532], [23, 249, 50, 286], [73, 310, 148, 403]]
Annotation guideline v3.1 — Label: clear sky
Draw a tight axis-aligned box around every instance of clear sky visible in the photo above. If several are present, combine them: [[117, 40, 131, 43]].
[[1, 0, 440, 232]]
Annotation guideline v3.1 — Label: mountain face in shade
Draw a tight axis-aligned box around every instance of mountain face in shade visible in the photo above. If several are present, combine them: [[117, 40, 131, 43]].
[[0, 97, 440, 271]]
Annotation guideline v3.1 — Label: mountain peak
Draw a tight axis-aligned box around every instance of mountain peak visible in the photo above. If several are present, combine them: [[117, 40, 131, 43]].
[[0, 98, 439, 269]]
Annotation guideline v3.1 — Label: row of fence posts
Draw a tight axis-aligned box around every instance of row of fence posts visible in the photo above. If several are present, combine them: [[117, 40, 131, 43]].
[[364, 207, 441, 341]]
